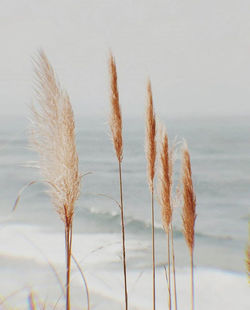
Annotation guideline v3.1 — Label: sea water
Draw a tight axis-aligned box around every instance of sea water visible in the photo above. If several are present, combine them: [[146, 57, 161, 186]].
[[0, 115, 249, 309]]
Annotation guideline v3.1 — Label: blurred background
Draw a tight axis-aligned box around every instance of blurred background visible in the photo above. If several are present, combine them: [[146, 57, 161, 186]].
[[0, 0, 250, 119]]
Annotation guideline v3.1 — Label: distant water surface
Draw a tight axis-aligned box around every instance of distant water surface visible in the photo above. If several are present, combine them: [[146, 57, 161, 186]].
[[0, 115, 249, 273]]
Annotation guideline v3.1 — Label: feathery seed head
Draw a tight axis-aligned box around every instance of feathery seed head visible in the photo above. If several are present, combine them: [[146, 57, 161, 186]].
[[30, 50, 81, 226], [145, 79, 156, 190], [181, 141, 196, 252], [158, 124, 173, 233], [109, 53, 123, 162]]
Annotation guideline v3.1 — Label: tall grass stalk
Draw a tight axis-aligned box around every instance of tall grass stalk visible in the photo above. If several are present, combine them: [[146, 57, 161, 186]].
[[108, 53, 128, 310], [30, 51, 81, 310], [167, 232, 171, 310], [145, 80, 156, 310], [119, 161, 128, 310], [151, 185, 156, 310], [171, 223, 177, 310], [65, 224, 73, 309], [181, 142, 196, 310], [190, 252, 194, 310], [157, 124, 173, 310]]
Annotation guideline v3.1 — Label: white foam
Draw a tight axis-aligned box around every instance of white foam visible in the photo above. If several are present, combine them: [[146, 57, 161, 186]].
[[0, 224, 249, 309], [82, 268, 249, 310], [0, 224, 147, 266]]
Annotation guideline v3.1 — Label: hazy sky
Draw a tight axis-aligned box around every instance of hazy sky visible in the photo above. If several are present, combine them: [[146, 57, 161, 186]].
[[0, 0, 250, 118]]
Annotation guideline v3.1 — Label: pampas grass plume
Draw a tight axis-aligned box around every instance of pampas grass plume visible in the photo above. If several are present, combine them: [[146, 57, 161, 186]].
[[30, 50, 81, 310], [108, 52, 128, 310], [146, 79, 156, 190], [182, 142, 196, 252], [181, 141, 196, 310], [158, 124, 173, 233], [31, 50, 81, 225], [109, 53, 123, 163]]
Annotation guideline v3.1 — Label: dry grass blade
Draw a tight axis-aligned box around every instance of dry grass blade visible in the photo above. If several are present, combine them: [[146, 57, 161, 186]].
[[96, 193, 121, 210], [53, 294, 64, 310], [21, 235, 66, 297], [31, 50, 81, 310], [13, 180, 37, 211], [0, 286, 27, 307], [109, 53, 123, 163], [72, 254, 90, 310], [163, 265, 169, 292]]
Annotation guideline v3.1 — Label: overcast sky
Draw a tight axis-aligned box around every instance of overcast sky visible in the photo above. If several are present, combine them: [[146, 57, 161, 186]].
[[0, 0, 250, 119]]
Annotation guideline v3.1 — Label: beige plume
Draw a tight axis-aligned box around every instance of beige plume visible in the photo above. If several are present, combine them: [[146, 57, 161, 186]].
[[30, 50, 81, 226], [145, 80, 156, 190], [182, 142, 196, 252], [158, 124, 173, 233], [109, 53, 123, 163]]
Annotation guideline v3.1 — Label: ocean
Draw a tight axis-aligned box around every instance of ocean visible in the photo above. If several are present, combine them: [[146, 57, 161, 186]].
[[0, 115, 249, 309]]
